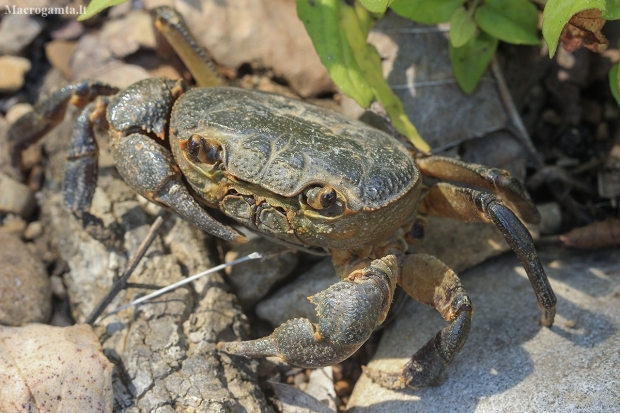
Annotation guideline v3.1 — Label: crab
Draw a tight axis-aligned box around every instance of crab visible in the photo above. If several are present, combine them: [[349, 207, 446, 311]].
[[7, 6, 556, 389]]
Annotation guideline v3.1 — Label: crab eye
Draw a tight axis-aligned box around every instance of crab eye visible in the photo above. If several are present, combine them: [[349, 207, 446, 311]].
[[304, 186, 337, 210], [186, 134, 220, 165]]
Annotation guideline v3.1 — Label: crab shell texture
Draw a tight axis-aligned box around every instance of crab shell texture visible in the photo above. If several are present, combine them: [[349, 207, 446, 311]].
[[168, 87, 421, 250]]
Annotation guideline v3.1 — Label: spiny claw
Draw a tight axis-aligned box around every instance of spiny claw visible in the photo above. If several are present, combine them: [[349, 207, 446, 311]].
[[113, 133, 246, 243], [218, 256, 399, 367]]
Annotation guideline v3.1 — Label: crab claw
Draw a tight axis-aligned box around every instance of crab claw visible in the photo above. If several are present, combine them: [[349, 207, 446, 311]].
[[218, 256, 398, 367], [113, 133, 247, 243]]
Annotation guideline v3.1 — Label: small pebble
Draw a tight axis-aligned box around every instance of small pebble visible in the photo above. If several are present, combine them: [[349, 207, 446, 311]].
[[0, 172, 36, 217], [0, 56, 32, 93], [537, 202, 563, 235], [334, 380, 352, 398], [0, 230, 51, 326], [23, 221, 43, 240], [0, 14, 45, 55], [50, 275, 67, 299], [1, 215, 27, 235], [5, 103, 33, 124]]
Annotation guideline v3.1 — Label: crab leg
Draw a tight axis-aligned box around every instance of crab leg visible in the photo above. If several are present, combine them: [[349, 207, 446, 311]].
[[7, 81, 118, 178], [218, 255, 398, 367], [420, 183, 556, 326], [366, 254, 472, 389], [150, 6, 224, 88], [416, 155, 540, 225], [64, 97, 109, 217]]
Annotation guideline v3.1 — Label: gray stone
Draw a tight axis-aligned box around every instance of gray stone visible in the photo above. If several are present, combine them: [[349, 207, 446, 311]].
[[271, 381, 336, 413], [347, 247, 620, 412], [100, 11, 156, 58], [0, 14, 44, 55], [538, 202, 563, 235], [0, 229, 51, 326], [305, 367, 338, 411], [225, 238, 298, 308], [365, 15, 508, 151], [256, 258, 339, 327]]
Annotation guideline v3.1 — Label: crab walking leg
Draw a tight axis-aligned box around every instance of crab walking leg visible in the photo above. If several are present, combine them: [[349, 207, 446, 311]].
[[218, 256, 399, 367], [416, 156, 540, 225], [7, 81, 118, 177], [150, 6, 224, 88], [420, 183, 556, 326], [64, 97, 109, 217], [365, 254, 472, 389], [112, 133, 247, 243]]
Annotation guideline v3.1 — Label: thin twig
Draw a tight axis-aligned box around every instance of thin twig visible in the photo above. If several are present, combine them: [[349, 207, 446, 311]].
[[101, 251, 268, 319], [491, 56, 545, 169], [85, 209, 170, 325]]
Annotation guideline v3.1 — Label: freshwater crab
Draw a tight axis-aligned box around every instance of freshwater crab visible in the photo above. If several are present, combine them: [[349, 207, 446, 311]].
[[7, 6, 556, 389]]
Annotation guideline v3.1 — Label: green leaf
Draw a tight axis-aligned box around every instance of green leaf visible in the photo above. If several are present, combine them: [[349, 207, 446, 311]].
[[390, 0, 466, 25], [78, 0, 128, 21], [602, 0, 620, 19], [358, 0, 394, 14], [450, 30, 498, 94], [475, 0, 540, 45], [610, 63, 620, 106], [296, 0, 429, 150], [450, 6, 477, 48], [542, 0, 607, 57]]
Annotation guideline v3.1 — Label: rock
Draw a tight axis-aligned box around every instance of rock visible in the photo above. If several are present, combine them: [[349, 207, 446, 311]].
[[45, 40, 77, 79], [1, 215, 27, 235], [256, 258, 339, 326], [0, 14, 44, 55], [92, 63, 151, 89], [0, 172, 36, 217], [172, 0, 334, 97], [70, 33, 151, 88], [100, 11, 156, 58], [363, 14, 508, 151], [347, 247, 620, 412], [0, 323, 113, 413], [305, 367, 338, 411], [460, 131, 527, 182], [225, 238, 298, 307], [5, 103, 33, 124], [414, 216, 509, 274], [271, 381, 337, 413], [0, 56, 32, 93], [50, 19, 85, 40], [537, 202, 563, 235], [0, 229, 51, 326], [23, 220, 43, 240]]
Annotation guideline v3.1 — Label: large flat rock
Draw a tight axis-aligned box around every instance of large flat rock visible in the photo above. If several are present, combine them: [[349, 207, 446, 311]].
[[348, 247, 620, 412]]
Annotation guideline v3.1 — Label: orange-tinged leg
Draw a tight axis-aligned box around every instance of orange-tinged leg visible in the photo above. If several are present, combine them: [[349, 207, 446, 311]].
[[365, 253, 472, 389], [416, 155, 540, 225], [420, 183, 556, 326], [150, 6, 224, 88]]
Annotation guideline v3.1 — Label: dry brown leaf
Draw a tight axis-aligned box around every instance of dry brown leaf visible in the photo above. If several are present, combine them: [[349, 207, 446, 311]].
[[559, 218, 620, 249], [559, 9, 609, 53]]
